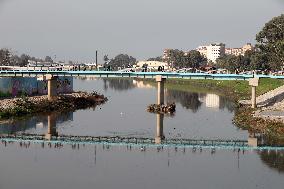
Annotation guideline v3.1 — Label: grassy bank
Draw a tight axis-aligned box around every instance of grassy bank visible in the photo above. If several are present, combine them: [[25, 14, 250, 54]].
[[145, 78, 284, 100], [167, 78, 284, 100]]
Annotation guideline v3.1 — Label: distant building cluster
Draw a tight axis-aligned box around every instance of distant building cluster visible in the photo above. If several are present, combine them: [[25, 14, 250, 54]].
[[115, 42, 255, 71], [225, 43, 254, 56], [196, 43, 254, 63]]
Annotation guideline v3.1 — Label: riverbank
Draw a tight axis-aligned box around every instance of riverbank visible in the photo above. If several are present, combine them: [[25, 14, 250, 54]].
[[0, 92, 107, 122]]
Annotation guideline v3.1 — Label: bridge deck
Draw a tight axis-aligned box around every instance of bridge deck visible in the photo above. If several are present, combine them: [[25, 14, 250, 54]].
[[0, 70, 278, 80], [1, 70, 284, 80]]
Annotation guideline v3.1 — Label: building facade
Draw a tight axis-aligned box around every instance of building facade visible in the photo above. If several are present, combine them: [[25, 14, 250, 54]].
[[0, 77, 73, 96], [196, 43, 225, 63], [136, 61, 169, 71], [225, 43, 254, 56]]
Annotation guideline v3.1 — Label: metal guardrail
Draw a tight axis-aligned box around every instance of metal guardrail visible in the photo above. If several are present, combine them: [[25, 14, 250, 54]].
[[1, 70, 284, 79], [0, 70, 260, 80]]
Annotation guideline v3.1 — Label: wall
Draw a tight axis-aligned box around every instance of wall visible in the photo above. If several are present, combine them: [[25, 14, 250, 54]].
[[0, 77, 73, 96]]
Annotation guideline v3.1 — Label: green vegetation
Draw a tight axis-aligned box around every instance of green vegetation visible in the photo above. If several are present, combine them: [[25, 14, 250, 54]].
[[0, 91, 10, 98], [234, 107, 284, 144], [149, 78, 284, 101], [256, 14, 284, 70], [104, 54, 137, 71], [163, 49, 207, 69]]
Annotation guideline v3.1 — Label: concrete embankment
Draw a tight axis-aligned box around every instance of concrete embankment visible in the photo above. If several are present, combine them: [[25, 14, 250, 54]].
[[239, 85, 284, 122], [0, 92, 107, 121], [240, 85, 284, 107]]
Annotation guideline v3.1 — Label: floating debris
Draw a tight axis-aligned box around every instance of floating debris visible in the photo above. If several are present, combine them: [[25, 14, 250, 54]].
[[147, 103, 176, 114]]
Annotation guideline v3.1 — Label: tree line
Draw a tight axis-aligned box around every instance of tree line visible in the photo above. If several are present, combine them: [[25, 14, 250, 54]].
[[0, 49, 54, 67], [103, 54, 137, 70], [163, 49, 207, 69]]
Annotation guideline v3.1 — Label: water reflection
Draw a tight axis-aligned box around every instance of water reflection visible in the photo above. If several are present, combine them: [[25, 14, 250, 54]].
[[1, 112, 282, 149], [1, 112, 284, 175], [45, 114, 58, 140], [0, 112, 73, 134], [259, 150, 284, 173], [155, 113, 164, 144], [248, 132, 284, 147], [78, 77, 234, 113], [167, 90, 202, 112], [167, 90, 235, 112], [102, 78, 135, 91]]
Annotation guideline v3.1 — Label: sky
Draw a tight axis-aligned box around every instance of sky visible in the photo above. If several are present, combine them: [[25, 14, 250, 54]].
[[0, 0, 283, 62]]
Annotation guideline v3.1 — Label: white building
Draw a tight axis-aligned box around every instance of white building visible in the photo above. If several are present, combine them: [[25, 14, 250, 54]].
[[206, 43, 225, 63], [136, 61, 169, 71], [196, 43, 225, 63]]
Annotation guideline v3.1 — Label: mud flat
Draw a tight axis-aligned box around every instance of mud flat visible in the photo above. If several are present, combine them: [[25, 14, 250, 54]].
[[0, 92, 107, 122]]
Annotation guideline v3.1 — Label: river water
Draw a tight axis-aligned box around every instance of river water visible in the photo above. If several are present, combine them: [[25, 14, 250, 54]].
[[0, 78, 283, 189]]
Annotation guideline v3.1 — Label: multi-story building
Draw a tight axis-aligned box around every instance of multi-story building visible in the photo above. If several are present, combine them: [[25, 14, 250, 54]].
[[225, 43, 254, 56], [196, 43, 225, 63]]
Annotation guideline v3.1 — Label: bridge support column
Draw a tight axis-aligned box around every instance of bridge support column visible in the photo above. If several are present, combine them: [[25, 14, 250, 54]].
[[45, 114, 57, 140], [155, 113, 165, 144], [249, 78, 259, 108], [251, 86, 256, 108], [156, 75, 166, 105], [46, 74, 58, 100]]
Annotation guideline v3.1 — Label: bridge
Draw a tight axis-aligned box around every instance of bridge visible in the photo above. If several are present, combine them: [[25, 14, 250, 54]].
[[1, 70, 284, 79], [1, 70, 281, 107]]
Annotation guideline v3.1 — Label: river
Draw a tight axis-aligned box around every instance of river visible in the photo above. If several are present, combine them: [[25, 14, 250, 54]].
[[0, 78, 283, 189]]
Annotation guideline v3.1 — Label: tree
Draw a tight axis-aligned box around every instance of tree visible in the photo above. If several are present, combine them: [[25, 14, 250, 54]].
[[103, 55, 109, 64], [0, 48, 11, 66], [216, 54, 241, 72], [256, 14, 284, 70], [45, 56, 53, 63], [19, 54, 30, 66], [147, 56, 163, 61], [250, 51, 269, 71], [163, 49, 184, 69], [185, 50, 207, 68], [108, 54, 137, 70]]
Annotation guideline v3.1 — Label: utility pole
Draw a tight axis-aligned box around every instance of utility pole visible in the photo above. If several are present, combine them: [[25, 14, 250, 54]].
[[95, 50, 98, 70]]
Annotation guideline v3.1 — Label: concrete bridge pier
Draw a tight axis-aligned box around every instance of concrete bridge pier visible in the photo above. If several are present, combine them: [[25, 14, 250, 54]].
[[156, 75, 166, 105], [155, 113, 165, 144], [249, 78, 259, 108], [46, 74, 58, 100], [248, 132, 259, 147], [45, 114, 58, 140]]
